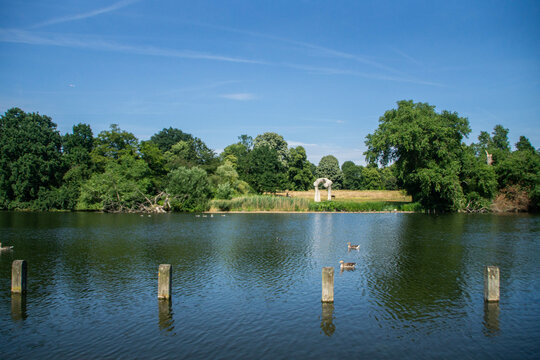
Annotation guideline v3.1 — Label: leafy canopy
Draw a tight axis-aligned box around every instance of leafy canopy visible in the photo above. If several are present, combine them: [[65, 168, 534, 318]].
[[365, 100, 470, 211], [0, 108, 64, 207]]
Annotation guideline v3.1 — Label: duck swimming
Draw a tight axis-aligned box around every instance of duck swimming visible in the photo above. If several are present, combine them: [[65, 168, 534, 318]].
[[347, 242, 359, 250], [339, 260, 356, 270], [0, 243, 14, 251]]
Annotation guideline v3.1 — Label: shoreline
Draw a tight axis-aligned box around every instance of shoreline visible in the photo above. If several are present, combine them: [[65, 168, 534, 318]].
[[206, 210, 416, 214]]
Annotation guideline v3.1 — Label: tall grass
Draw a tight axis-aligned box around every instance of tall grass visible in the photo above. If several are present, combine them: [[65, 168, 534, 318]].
[[211, 196, 311, 211], [210, 196, 422, 212], [308, 200, 422, 212]]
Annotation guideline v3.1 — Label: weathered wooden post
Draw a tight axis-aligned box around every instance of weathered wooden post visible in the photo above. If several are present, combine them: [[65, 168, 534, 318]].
[[321, 267, 334, 303], [11, 260, 27, 294], [158, 264, 172, 300], [484, 266, 500, 302]]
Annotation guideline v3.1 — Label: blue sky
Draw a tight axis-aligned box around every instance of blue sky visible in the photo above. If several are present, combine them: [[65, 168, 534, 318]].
[[1, 0, 539, 165]]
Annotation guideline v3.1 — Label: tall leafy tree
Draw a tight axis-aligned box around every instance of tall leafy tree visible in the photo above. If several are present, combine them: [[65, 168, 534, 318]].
[[0, 108, 63, 207], [244, 146, 287, 193], [164, 137, 218, 173], [342, 161, 364, 190], [316, 155, 344, 189], [287, 146, 314, 190], [365, 100, 470, 211], [460, 145, 497, 210], [150, 127, 193, 152], [491, 125, 510, 153], [91, 124, 139, 172], [78, 154, 152, 211], [253, 132, 289, 166], [515, 136, 535, 152], [362, 166, 382, 190], [52, 123, 95, 210]]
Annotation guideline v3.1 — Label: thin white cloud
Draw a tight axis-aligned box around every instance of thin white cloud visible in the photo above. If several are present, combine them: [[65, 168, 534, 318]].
[[0, 29, 264, 64], [32, 0, 140, 29], [282, 62, 444, 87], [181, 21, 415, 77], [392, 48, 422, 66], [68, 84, 75, 88], [0, 26, 440, 86], [219, 93, 256, 101]]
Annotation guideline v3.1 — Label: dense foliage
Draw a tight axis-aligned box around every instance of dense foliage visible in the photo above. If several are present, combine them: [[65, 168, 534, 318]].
[[0, 105, 537, 212], [365, 100, 539, 212]]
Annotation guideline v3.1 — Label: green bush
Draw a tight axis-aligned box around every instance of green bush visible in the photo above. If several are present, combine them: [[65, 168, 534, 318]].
[[215, 183, 234, 200], [167, 167, 211, 212]]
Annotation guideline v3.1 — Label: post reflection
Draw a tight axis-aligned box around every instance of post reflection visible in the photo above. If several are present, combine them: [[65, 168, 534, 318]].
[[158, 300, 175, 333], [483, 302, 500, 337], [11, 294, 27, 321], [320, 303, 335, 337]]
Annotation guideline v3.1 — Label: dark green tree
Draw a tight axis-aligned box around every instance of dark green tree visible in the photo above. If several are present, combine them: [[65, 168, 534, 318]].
[[46, 123, 95, 210], [515, 136, 535, 152], [365, 100, 470, 211], [287, 146, 314, 190], [460, 145, 497, 210], [342, 161, 364, 190], [492, 125, 510, 153], [139, 140, 167, 191], [244, 146, 287, 193], [362, 166, 382, 190], [150, 127, 193, 152], [381, 166, 398, 190], [0, 108, 64, 208]]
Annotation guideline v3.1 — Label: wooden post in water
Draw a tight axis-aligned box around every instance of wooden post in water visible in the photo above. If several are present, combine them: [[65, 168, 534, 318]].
[[321, 267, 334, 303], [158, 264, 172, 300], [11, 260, 27, 294], [484, 266, 500, 302]]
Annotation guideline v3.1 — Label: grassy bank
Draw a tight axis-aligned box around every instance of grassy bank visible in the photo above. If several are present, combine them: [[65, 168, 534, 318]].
[[308, 200, 422, 212], [210, 194, 421, 212], [278, 189, 412, 202]]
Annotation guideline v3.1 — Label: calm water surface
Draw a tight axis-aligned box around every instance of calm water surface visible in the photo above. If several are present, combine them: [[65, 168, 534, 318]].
[[0, 212, 539, 359]]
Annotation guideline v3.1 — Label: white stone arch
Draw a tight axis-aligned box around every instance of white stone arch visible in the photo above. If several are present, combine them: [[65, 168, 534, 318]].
[[314, 178, 333, 202]]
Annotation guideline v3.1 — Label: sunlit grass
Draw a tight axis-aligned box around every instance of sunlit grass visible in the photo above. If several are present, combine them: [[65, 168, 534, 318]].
[[210, 194, 420, 212], [278, 190, 412, 202]]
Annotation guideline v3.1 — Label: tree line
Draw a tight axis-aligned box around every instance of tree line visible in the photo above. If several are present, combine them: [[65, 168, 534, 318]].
[[0, 102, 538, 212]]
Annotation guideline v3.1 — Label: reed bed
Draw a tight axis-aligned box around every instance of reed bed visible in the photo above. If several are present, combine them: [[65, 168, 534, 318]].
[[210, 195, 421, 212], [210, 196, 311, 212]]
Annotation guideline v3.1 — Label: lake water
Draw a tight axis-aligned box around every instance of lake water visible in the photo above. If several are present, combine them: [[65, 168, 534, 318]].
[[0, 212, 539, 359]]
